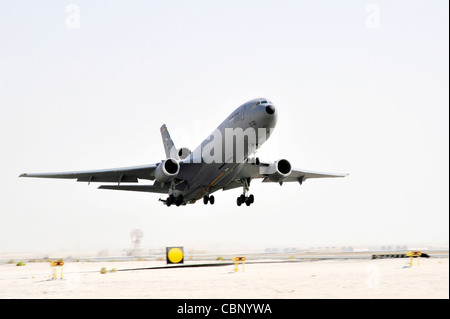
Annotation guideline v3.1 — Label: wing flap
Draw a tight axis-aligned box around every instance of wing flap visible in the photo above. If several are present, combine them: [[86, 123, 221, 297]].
[[98, 185, 169, 194], [77, 175, 138, 183]]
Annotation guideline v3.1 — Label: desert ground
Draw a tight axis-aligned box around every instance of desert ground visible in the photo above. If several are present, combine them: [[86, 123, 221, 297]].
[[0, 255, 448, 299]]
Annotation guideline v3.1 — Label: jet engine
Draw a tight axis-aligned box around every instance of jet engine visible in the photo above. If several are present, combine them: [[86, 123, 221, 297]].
[[266, 159, 292, 182], [155, 158, 180, 183], [177, 147, 191, 160]]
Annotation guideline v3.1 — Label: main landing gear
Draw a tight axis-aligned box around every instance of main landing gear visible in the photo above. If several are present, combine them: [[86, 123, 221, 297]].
[[236, 194, 254, 206], [203, 195, 215, 205], [236, 178, 254, 206], [163, 194, 184, 207]]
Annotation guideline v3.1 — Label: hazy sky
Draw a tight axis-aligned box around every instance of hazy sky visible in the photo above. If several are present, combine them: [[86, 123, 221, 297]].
[[1, 1, 448, 255]]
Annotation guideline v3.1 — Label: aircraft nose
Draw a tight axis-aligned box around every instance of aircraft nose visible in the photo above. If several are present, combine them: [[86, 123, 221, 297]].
[[265, 104, 275, 115]]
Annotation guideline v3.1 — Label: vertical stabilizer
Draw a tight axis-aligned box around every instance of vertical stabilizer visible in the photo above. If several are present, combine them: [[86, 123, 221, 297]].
[[160, 124, 180, 160]]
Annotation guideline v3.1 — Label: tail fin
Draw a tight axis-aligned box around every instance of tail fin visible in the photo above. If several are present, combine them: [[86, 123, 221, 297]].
[[160, 124, 180, 160]]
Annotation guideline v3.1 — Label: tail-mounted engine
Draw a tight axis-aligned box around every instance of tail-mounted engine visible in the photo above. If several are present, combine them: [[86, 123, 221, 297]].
[[177, 147, 191, 160]]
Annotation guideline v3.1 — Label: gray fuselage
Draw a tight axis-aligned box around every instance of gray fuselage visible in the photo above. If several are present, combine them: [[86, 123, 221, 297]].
[[175, 98, 278, 203]]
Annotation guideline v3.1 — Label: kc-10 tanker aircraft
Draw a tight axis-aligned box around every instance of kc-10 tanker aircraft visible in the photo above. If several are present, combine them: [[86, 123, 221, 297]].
[[20, 98, 347, 207]]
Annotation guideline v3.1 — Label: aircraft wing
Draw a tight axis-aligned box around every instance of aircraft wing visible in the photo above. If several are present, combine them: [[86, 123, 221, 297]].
[[19, 164, 157, 184], [271, 168, 348, 183], [234, 160, 348, 185]]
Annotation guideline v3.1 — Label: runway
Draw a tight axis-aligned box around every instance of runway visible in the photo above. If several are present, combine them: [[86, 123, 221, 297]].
[[0, 252, 448, 298]]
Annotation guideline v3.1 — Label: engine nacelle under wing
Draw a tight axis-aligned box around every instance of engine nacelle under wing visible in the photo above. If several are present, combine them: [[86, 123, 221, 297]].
[[155, 158, 180, 183], [266, 159, 292, 182]]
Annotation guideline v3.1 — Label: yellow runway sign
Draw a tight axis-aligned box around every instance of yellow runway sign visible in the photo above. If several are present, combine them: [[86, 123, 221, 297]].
[[406, 251, 422, 266], [232, 257, 246, 272], [50, 260, 64, 279], [166, 247, 184, 264]]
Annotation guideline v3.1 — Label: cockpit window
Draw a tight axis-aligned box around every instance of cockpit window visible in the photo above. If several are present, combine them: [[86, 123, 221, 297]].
[[247, 99, 273, 110]]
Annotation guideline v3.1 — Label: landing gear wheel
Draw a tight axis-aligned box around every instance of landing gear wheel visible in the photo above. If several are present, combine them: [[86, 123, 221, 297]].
[[236, 194, 255, 206], [175, 194, 184, 207], [203, 195, 215, 205], [166, 195, 175, 207]]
